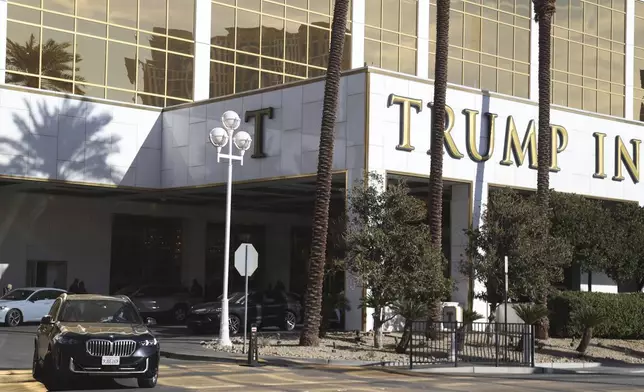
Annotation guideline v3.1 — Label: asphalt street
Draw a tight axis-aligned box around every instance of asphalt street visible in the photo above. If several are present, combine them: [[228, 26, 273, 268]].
[[2, 325, 644, 391]]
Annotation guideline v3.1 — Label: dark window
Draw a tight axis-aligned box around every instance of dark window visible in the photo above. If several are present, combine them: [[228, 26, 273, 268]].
[[30, 290, 62, 301], [1, 289, 35, 301], [136, 286, 168, 297], [59, 300, 142, 324], [49, 298, 62, 319]]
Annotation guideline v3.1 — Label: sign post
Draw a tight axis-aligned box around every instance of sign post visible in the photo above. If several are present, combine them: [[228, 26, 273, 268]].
[[234, 243, 258, 354]]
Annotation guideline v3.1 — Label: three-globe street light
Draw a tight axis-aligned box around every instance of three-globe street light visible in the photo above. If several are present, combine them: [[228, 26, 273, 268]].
[[208, 110, 252, 347]]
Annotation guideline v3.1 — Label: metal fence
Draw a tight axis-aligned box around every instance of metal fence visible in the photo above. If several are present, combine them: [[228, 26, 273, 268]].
[[388, 321, 535, 369]]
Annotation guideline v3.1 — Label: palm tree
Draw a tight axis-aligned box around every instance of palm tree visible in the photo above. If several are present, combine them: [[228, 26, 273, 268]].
[[532, 0, 556, 340], [427, 0, 451, 336], [299, 0, 350, 347], [6, 33, 85, 94]]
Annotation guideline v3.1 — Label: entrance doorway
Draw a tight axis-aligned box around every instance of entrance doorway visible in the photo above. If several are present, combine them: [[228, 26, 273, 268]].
[[26, 260, 67, 289]]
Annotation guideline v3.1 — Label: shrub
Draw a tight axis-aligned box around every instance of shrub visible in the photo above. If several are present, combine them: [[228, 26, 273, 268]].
[[549, 291, 644, 339]]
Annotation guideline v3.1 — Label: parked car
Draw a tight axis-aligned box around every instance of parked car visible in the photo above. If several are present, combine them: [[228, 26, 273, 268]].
[[186, 290, 302, 335], [32, 293, 160, 389], [114, 284, 196, 324], [0, 287, 66, 327]]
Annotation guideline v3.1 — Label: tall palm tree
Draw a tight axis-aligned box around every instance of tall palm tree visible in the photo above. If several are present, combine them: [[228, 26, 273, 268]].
[[533, 0, 556, 340], [299, 0, 350, 347], [6, 33, 85, 94], [427, 0, 451, 333]]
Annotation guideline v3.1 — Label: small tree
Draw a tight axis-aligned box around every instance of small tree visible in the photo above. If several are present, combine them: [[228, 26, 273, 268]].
[[463, 188, 573, 334], [550, 192, 615, 279], [607, 203, 644, 291], [571, 306, 607, 355], [343, 172, 450, 348]]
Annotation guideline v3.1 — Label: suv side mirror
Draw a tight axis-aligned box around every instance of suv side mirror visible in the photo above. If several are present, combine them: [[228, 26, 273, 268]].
[[41, 316, 52, 324], [146, 317, 157, 326]]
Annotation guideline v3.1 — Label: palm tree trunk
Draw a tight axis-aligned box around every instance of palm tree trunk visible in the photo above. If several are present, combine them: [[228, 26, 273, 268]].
[[576, 326, 593, 354], [533, 0, 556, 341], [427, 0, 451, 338], [299, 0, 350, 347]]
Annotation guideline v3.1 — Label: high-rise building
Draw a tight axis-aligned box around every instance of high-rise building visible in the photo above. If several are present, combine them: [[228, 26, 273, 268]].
[[1, 0, 644, 331]]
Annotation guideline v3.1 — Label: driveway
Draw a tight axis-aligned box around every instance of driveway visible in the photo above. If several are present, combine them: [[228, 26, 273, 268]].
[[0, 324, 209, 370]]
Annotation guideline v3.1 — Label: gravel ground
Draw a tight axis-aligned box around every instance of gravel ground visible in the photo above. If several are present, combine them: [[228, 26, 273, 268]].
[[203, 331, 408, 362], [536, 338, 644, 364], [203, 332, 644, 365]]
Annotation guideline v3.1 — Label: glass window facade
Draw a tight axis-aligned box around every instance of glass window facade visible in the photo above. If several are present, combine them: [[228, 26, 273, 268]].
[[429, 0, 531, 98], [551, 0, 626, 117], [5, 0, 195, 107], [635, 1, 644, 121], [209, 0, 352, 98], [364, 0, 418, 75]]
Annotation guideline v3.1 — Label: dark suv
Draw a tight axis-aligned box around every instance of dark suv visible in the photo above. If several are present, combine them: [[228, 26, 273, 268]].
[[32, 293, 160, 389]]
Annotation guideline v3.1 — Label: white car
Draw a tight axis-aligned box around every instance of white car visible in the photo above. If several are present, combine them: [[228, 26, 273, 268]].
[[0, 287, 66, 327]]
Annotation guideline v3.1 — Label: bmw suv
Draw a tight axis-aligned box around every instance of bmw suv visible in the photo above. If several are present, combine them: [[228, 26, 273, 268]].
[[32, 293, 160, 389]]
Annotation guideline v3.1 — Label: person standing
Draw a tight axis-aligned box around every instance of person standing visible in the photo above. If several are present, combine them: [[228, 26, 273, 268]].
[[78, 281, 87, 294], [2, 284, 12, 296], [68, 278, 79, 294]]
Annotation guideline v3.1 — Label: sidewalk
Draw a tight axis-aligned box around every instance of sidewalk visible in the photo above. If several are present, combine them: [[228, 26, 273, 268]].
[[159, 340, 644, 376]]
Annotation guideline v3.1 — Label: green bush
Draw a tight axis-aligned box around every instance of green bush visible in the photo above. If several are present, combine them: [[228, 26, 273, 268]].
[[549, 291, 644, 339]]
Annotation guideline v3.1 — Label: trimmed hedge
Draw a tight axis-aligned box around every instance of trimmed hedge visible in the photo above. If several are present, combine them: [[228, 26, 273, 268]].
[[549, 291, 644, 339]]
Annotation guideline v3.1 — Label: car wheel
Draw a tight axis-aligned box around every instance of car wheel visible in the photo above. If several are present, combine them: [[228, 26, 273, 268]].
[[42, 351, 67, 391], [229, 314, 241, 335], [283, 311, 297, 331], [137, 371, 158, 388], [173, 305, 188, 324], [5, 309, 22, 327]]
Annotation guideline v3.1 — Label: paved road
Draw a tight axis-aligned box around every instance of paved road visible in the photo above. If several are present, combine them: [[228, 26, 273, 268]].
[[2, 359, 644, 391], [3, 325, 644, 391]]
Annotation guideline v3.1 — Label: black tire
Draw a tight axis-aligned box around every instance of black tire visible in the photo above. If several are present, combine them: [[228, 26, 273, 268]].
[[32, 344, 42, 381], [5, 309, 22, 327], [42, 350, 67, 391], [283, 311, 297, 332], [229, 314, 241, 336], [137, 371, 158, 388], [172, 305, 188, 324]]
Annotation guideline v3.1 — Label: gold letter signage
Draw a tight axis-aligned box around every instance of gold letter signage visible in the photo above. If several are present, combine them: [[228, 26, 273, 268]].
[[245, 107, 274, 158], [387, 94, 423, 151], [384, 95, 642, 184]]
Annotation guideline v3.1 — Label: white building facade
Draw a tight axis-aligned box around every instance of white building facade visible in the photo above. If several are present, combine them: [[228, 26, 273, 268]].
[[0, 0, 643, 330]]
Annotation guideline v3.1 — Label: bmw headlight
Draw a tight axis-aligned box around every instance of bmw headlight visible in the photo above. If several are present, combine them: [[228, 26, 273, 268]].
[[55, 335, 79, 345], [140, 338, 158, 347]]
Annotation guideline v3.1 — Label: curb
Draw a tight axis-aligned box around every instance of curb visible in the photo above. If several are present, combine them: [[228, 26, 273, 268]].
[[160, 350, 644, 376]]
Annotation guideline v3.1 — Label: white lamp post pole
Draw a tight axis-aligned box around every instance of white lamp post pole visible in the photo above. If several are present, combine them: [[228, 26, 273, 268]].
[[209, 111, 252, 347]]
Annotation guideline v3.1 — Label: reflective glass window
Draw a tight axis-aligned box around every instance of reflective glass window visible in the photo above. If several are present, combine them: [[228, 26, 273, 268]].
[[209, 0, 353, 98], [429, 0, 531, 98], [6, 0, 196, 107], [634, 1, 644, 121], [551, 0, 626, 117]]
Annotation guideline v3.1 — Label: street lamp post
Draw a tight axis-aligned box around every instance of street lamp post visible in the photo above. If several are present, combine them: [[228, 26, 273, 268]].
[[209, 110, 252, 347]]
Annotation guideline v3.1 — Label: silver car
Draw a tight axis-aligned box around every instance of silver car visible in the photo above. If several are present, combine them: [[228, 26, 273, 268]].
[[115, 284, 195, 324]]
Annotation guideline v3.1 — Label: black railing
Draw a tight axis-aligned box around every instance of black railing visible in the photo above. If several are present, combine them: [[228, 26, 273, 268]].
[[391, 321, 535, 369]]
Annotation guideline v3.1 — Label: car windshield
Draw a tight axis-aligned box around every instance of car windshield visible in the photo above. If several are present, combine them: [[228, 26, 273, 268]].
[[59, 300, 142, 324], [1, 289, 34, 301], [114, 286, 138, 296]]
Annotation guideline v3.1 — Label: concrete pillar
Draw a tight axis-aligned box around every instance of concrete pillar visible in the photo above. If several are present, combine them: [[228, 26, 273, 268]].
[[625, 0, 635, 120], [181, 218, 207, 287], [449, 183, 470, 306], [471, 180, 489, 319], [0, 0, 7, 83], [416, 0, 430, 79], [350, 0, 365, 68], [193, 0, 211, 101]]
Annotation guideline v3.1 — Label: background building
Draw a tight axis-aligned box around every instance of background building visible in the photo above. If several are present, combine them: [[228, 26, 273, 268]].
[[0, 0, 644, 331]]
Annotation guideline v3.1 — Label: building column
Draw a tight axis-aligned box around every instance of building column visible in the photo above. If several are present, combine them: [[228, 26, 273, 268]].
[[344, 168, 365, 331], [471, 179, 489, 319], [416, 0, 430, 79], [450, 184, 470, 306], [181, 218, 207, 288], [625, 0, 635, 120], [0, 0, 8, 83], [350, 0, 365, 68], [529, 2, 538, 102], [193, 0, 211, 101]]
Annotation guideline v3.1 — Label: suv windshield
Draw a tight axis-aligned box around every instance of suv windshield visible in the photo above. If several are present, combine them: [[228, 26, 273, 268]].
[[1, 289, 34, 301], [59, 300, 142, 324]]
